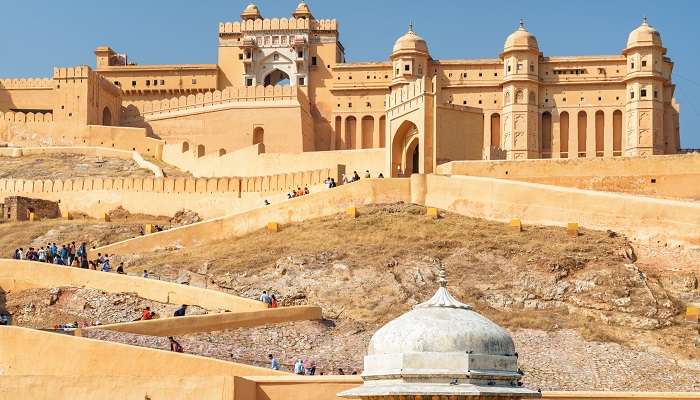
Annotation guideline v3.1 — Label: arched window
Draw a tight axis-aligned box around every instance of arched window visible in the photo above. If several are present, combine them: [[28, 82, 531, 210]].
[[345, 116, 357, 149], [181, 141, 190, 153], [613, 110, 622, 156], [196, 144, 205, 158], [263, 69, 290, 86], [559, 112, 569, 158], [361, 116, 374, 149], [578, 111, 587, 157], [595, 110, 604, 156], [253, 127, 264, 146], [334, 116, 342, 150], [515, 90, 524, 104], [541, 112, 552, 158], [102, 107, 112, 126], [490, 113, 501, 148]]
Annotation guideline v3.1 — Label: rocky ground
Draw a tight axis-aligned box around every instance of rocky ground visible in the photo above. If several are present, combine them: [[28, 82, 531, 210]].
[[2, 203, 699, 391], [0, 153, 161, 180]]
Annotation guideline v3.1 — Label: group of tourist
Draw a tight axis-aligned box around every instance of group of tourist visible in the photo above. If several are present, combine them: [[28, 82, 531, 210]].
[[13, 242, 90, 268], [267, 354, 357, 375], [258, 291, 279, 308], [341, 170, 384, 185], [287, 186, 311, 199]]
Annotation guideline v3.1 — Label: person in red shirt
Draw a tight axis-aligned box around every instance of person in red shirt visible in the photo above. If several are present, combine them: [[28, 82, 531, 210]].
[[141, 307, 153, 320], [271, 294, 279, 308]]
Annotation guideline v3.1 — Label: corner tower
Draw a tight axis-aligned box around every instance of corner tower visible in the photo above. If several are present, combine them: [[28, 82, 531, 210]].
[[623, 18, 670, 156], [390, 24, 430, 87], [500, 20, 541, 159]]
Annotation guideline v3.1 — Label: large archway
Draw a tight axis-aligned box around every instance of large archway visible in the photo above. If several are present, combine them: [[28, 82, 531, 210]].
[[102, 107, 112, 126], [391, 120, 420, 177], [263, 69, 290, 87]]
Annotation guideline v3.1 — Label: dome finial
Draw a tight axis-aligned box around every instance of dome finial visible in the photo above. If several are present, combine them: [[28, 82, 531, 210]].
[[437, 260, 448, 288], [408, 21, 414, 33], [642, 16, 648, 25], [519, 18, 525, 29]]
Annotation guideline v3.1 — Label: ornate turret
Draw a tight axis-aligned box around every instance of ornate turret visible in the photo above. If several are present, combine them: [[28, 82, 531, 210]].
[[339, 263, 539, 399], [292, 2, 313, 20], [390, 24, 430, 86], [501, 19, 541, 160], [623, 17, 668, 156], [240, 3, 262, 21]]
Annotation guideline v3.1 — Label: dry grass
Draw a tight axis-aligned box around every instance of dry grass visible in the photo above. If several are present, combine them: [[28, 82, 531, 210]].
[[127, 203, 626, 281]]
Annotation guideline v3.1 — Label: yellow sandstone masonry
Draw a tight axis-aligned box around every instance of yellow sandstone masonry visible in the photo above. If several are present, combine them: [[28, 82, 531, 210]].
[[510, 218, 522, 232], [567, 222, 579, 236], [346, 207, 358, 218], [267, 222, 279, 232], [426, 207, 439, 218]]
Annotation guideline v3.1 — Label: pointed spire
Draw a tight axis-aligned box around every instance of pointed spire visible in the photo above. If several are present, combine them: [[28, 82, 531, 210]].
[[414, 261, 472, 310], [642, 16, 648, 25], [519, 18, 525, 29], [408, 21, 414, 33]]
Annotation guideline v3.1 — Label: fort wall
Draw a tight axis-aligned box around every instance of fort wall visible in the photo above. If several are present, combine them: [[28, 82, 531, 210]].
[[163, 143, 383, 178], [437, 154, 700, 200], [0, 260, 266, 312], [0, 166, 340, 219], [96, 175, 700, 257]]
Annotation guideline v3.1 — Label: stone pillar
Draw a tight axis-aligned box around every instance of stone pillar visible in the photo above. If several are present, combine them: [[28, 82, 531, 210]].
[[339, 116, 347, 150], [551, 111, 561, 159], [604, 109, 614, 157], [483, 112, 492, 160], [586, 110, 596, 158], [569, 110, 579, 158], [373, 115, 381, 148]]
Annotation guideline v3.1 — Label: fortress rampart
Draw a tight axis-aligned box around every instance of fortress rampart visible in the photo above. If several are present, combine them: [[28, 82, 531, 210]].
[[218, 17, 337, 34]]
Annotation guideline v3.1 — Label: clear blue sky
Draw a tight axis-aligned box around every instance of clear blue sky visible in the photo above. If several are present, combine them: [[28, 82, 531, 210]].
[[1, 0, 698, 148]]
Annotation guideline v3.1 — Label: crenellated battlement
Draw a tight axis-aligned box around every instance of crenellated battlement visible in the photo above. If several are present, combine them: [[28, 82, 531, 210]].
[[219, 17, 337, 34], [125, 85, 301, 119], [386, 78, 428, 110], [0, 78, 53, 90], [52, 66, 91, 80], [0, 110, 53, 123]]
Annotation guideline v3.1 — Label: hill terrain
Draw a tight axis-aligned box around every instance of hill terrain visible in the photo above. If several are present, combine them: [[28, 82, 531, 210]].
[[1, 203, 699, 390]]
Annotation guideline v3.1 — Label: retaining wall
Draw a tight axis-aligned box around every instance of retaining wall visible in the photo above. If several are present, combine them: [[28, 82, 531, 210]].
[[0, 260, 266, 312], [437, 154, 700, 200], [86, 306, 323, 336]]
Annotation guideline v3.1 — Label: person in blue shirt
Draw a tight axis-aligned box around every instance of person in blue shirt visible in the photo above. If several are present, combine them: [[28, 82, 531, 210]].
[[294, 359, 304, 375], [173, 304, 188, 317], [268, 354, 280, 370], [60, 245, 69, 264]]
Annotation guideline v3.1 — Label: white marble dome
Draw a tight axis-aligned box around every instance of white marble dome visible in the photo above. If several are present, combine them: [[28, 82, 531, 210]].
[[368, 289, 515, 357], [339, 268, 539, 399]]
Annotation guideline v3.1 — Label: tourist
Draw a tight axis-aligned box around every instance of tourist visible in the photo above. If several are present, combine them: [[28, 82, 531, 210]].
[[101, 258, 111, 272], [304, 186, 309, 195], [142, 307, 153, 320], [143, 270, 149, 278], [287, 193, 293, 199], [37, 247, 47, 262], [54, 255, 64, 265], [351, 371, 358, 375], [294, 359, 304, 375], [80, 255, 89, 269], [173, 304, 188, 317], [18, 248, 24, 260], [60, 245, 69, 264], [352, 171, 361, 182], [259, 291, 272, 307], [364, 170, 371, 178], [169, 336, 184, 353], [264, 199, 270, 206], [50, 243, 58, 260], [337, 368, 345, 375], [270, 294, 278, 308], [268, 354, 280, 370], [116, 263, 125, 274], [304, 359, 316, 375], [68, 241, 76, 265], [324, 177, 332, 188], [378, 173, 384, 178], [13, 249, 19, 260], [341, 174, 349, 184]]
